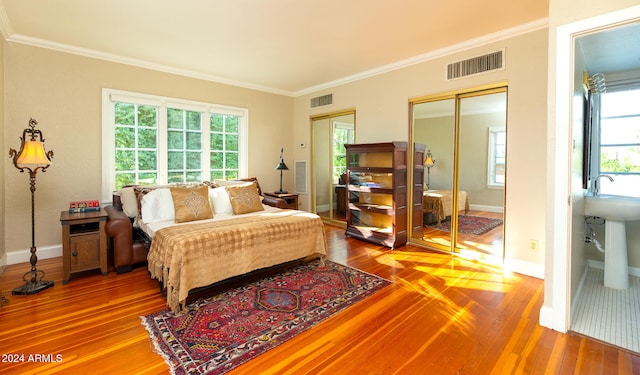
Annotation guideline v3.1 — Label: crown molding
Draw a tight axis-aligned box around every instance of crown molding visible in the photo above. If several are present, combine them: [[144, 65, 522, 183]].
[[2, 16, 548, 98], [5, 33, 294, 97]]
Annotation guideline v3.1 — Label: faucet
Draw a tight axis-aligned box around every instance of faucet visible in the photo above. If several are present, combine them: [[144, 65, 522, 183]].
[[593, 174, 614, 196]]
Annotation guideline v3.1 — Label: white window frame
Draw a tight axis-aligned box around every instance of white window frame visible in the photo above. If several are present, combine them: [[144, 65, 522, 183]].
[[332, 121, 354, 184], [101, 88, 248, 202], [487, 126, 506, 188]]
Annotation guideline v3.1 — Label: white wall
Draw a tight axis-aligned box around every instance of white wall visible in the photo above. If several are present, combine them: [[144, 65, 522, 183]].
[[570, 41, 589, 306]]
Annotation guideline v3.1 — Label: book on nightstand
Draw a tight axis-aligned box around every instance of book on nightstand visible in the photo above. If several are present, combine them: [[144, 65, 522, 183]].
[[69, 200, 101, 212]]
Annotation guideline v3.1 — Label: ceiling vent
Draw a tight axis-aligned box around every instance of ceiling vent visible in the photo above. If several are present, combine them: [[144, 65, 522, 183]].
[[310, 94, 333, 108], [446, 49, 504, 80]]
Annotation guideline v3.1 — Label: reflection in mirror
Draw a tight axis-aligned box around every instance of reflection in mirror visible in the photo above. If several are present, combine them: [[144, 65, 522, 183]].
[[457, 92, 506, 262], [413, 99, 455, 249], [411, 90, 506, 263], [312, 112, 355, 223]]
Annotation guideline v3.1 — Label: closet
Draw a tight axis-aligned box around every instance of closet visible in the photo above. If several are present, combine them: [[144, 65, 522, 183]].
[[410, 86, 507, 261]]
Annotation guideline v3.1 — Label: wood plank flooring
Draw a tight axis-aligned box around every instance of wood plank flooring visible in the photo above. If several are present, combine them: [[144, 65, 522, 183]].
[[421, 210, 504, 263], [0, 224, 638, 374]]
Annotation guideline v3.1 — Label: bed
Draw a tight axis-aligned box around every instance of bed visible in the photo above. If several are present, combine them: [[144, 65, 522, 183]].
[[113, 179, 327, 313], [423, 190, 469, 225]]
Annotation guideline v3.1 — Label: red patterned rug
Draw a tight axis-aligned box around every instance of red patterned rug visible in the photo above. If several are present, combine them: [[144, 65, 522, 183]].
[[141, 259, 390, 374], [425, 215, 503, 235]]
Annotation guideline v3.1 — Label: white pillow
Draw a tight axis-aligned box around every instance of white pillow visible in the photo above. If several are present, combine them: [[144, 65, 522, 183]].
[[141, 188, 175, 223], [120, 187, 139, 218], [209, 186, 233, 214], [213, 179, 247, 187]]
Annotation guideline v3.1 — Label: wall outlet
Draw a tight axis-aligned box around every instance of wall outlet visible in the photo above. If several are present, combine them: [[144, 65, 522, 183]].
[[529, 239, 539, 252]]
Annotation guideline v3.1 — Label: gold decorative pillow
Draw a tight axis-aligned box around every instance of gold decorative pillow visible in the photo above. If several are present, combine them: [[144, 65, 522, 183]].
[[170, 186, 214, 223], [226, 182, 264, 215]]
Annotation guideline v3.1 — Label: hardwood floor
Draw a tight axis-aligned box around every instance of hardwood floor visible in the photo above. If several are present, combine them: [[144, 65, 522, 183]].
[[1, 224, 638, 374], [422, 210, 504, 263]]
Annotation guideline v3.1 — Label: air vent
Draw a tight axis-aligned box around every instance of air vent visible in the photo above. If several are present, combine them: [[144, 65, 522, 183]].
[[446, 50, 504, 80], [310, 94, 333, 108], [294, 160, 307, 193]]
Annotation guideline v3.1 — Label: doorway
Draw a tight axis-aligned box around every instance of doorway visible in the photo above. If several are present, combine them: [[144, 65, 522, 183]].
[[569, 21, 640, 353], [311, 110, 355, 224], [410, 86, 507, 262], [544, 5, 640, 335]]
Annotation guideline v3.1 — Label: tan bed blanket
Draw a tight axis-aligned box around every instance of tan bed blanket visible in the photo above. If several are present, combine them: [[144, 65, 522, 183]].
[[147, 210, 327, 312], [423, 190, 469, 225]]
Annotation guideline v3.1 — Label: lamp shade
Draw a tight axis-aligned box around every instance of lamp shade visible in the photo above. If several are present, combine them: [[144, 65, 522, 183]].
[[424, 150, 435, 167], [275, 161, 289, 170], [16, 140, 51, 168]]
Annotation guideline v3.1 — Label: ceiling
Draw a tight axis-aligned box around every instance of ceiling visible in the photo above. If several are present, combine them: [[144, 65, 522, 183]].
[[0, 0, 548, 96], [578, 21, 640, 76]]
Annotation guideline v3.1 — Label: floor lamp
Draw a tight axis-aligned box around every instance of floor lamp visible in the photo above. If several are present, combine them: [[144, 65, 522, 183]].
[[9, 118, 54, 295], [424, 149, 435, 188], [275, 147, 289, 194]]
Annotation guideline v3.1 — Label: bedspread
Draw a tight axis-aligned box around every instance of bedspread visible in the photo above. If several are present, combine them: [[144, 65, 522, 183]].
[[147, 210, 327, 312], [423, 190, 469, 225]]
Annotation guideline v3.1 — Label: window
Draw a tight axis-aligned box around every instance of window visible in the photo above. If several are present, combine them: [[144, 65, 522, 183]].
[[487, 127, 506, 187], [332, 122, 354, 183], [598, 89, 640, 197], [113, 103, 158, 187], [167, 108, 203, 183], [210, 113, 239, 180], [102, 89, 248, 202]]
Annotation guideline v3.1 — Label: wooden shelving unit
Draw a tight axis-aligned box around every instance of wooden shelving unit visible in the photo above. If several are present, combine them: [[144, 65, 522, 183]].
[[345, 141, 424, 248]]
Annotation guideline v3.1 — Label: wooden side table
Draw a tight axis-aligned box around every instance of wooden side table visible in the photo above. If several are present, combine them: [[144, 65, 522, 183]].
[[60, 209, 108, 284], [264, 192, 299, 210]]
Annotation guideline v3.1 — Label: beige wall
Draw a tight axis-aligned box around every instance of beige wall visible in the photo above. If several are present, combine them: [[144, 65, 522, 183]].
[[459, 112, 506, 208], [294, 28, 549, 275], [415, 116, 455, 191], [3, 43, 293, 258]]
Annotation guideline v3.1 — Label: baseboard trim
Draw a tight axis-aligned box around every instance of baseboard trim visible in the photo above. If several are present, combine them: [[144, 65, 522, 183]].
[[539, 305, 555, 329], [587, 259, 640, 277], [570, 264, 590, 319], [468, 204, 504, 213], [6, 244, 62, 265], [504, 256, 544, 279]]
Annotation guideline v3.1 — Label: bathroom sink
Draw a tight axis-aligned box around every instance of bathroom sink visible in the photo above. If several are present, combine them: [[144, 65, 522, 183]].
[[584, 194, 640, 221]]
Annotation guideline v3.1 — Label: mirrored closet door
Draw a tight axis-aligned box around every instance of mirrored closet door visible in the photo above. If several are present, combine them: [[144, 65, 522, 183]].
[[311, 111, 355, 224], [411, 87, 506, 262]]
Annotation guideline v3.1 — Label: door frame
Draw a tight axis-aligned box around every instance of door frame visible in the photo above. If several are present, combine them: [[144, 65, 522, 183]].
[[542, 5, 640, 334], [310, 109, 356, 225]]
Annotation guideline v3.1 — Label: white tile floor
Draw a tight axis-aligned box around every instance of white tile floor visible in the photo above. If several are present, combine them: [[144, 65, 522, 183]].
[[571, 267, 640, 353]]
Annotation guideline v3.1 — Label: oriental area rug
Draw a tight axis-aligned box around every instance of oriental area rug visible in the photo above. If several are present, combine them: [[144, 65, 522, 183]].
[[425, 215, 503, 236], [141, 259, 390, 375]]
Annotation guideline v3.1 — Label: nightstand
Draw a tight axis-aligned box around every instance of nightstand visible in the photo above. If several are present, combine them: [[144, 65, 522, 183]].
[[264, 192, 299, 210], [60, 209, 108, 284]]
